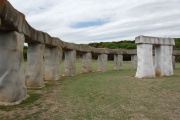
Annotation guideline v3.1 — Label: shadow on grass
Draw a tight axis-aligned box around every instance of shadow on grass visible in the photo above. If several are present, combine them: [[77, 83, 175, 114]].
[[0, 93, 42, 111]]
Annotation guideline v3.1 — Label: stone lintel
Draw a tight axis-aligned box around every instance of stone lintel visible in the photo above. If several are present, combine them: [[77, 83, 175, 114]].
[[173, 50, 180, 56], [124, 49, 137, 55], [57, 39, 65, 48], [135, 35, 175, 46]]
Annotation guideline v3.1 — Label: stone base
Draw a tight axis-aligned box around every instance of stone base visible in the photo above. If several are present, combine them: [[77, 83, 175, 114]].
[[64, 50, 76, 76], [131, 55, 137, 70], [82, 53, 93, 73], [25, 43, 45, 88], [98, 54, 108, 72], [135, 44, 155, 78], [114, 54, 123, 70], [0, 31, 27, 104], [155, 45, 173, 76], [44, 47, 62, 80]]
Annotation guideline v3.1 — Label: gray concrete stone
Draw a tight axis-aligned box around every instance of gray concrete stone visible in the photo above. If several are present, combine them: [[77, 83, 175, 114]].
[[64, 50, 76, 76], [172, 56, 175, 69], [98, 54, 108, 72], [25, 43, 45, 88], [135, 44, 155, 78], [0, 31, 27, 105], [154, 45, 173, 76], [114, 55, 123, 70], [135, 36, 175, 45], [44, 47, 63, 80], [82, 53, 93, 73], [131, 55, 137, 69]]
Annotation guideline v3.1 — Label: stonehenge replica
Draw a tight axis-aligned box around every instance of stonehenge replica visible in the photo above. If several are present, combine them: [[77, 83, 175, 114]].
[[0, 0, 179, 105], [135, 36, 175, 78]]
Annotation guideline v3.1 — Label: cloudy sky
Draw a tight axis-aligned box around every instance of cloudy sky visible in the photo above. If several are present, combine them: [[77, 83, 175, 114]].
[[9, 0, 180, 44]]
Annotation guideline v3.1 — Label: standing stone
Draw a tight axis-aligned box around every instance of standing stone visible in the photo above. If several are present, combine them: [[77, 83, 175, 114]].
[[135, 44, 155, 78], [153, 56, 155, 65], [172, 56, 175, 69], [154, 45, 173, 76], [0, 31, 27, 105], [82, 53, 93, 73], [25, 43, 45, 88], [98, 54, 108, 72], [131, 55, 137, 70], [114, 54, 123, 70], [64, 50, 76, 76], [44, 47, 63, 80]]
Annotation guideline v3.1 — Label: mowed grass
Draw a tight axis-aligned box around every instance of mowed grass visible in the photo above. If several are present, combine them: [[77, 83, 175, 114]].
[[0, 61, 180, 120]]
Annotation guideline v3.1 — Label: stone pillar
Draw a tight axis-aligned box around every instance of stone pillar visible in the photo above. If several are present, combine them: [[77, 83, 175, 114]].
[[153, 56, 155, 65], [172, 56, 175, 69], [25, 43, 45, 88], [131, 55, 137, 69], [154, 45, 173, 76], [135, 44, 155, 78], [0, 31, 27, 105], [44, 47, 63, 80], [82, 52, 93, 73], [114, 54, 123, 70], [64, 50, 76, 76], [98, 54, 108, 72]]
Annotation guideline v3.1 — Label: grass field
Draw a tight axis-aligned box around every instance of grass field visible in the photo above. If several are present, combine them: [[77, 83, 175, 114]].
[[0, 61, 180, 120]]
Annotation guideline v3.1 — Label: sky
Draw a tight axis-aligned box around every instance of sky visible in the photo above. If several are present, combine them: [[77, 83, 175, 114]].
[[9, 0, 180, 44]]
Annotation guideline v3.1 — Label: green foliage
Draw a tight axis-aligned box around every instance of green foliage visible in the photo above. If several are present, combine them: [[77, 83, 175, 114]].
[[174, 38, 180, 50], [176, 56, 180, 63], [23, 46, 28, 60], [89, 40, 136, 49], [106, 42, 118, 49]]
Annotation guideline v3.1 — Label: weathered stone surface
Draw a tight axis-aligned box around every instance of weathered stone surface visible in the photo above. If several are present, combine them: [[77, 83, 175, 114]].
[[74, 44, 90, 53], [135, 35, 175, 45], [25, 43, 45, 88], [0, 0, 25, 32], [44, 46, 63, 80], [114, 55, 123, 70], [57, 38, 65, 48], [44, 36, 59, 47], [135, 44, 155, 78], [64, 50, 76, 76], [154, 45, 173, 76], [0, 31, 27, 105], [125, 49, 137, 55], [173, 50, 180, 56], [63, 42, 75, 50], [131, 55, 137, 69], [98, 54, 108, 72], [82, 53, 93, 73]]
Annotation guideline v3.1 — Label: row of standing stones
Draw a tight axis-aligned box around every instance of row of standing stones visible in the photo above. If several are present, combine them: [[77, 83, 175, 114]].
[[0, 0, 178, 105]]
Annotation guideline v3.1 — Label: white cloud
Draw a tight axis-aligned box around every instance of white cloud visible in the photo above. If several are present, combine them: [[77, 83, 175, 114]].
[[9, 0, 180, 43]]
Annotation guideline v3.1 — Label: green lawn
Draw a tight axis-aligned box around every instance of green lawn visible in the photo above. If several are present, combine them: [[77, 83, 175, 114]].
[[1, 61, 180, 120], [60, 60, 135, 75]]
